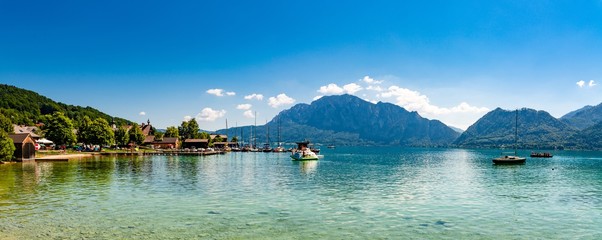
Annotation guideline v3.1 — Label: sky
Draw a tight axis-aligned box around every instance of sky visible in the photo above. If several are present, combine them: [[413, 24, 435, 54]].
[[2, 0, 602, 130]]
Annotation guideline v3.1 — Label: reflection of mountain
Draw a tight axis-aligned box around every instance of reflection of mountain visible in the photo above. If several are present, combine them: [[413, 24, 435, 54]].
[[221, 94, 459, 146]]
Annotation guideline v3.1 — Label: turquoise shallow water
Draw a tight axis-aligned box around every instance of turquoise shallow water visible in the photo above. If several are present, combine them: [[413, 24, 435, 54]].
[[1, 148, 602, 239]]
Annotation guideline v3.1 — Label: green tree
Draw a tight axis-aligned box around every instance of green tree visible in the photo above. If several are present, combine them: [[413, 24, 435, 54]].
[[199, 132, 210, 139], [178, 121, 189, 140], [0, 131, 16, 161], [43, 112, 77, 146], [0, 113, 14, 133], [231, 136, 238, 143], [86, 118, 115, 149], [129, 123, 145, 145], [154, 131, 164, 141], [77, 116, 93, 144], [114, 126, 129, 146], [164, 126, 179, 138], [179, 119, 200, 140], [212, 135, 224, 143]]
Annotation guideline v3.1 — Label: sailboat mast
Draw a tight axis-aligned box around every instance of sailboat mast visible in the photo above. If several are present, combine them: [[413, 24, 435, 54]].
[[266, 120, 270, 146], [515, 109, 518, 155], [278, 116, 281, 147], [254, 111, 257, 148]]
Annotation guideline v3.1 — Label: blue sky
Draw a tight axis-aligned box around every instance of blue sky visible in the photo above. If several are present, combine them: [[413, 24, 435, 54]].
[[2, 0, 602, 130]]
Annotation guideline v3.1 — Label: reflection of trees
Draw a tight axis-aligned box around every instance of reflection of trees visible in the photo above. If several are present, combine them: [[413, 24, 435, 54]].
[[77, 156, 115, 189], [115, 156, 153, 185]]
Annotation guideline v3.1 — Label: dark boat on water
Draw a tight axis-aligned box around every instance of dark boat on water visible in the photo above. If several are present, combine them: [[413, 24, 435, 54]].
[[493, 109, 526, 165], [493, 155, 526, 164], [530, 152, 553, 158]]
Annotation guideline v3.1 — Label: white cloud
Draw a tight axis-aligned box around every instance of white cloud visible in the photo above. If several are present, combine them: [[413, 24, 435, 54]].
[[318, 83, 344, 95], [244, 93, 264, 100], [183, 116, 193, 121], [207, 88, 225, 96], [361, 75, 383, 84], [236, 104, 252, 110], [243, 110, 255, 118], [380, 85, 489, 115], [367, 85, 384, 92], [313, 95, 324, 101], [207, 89, 235, 97], [196, 108, 226, 122], [268, 93, 296, 108], [343, 83, 362, 94], [139, 111, 146, 116], [577, 80, 597, 88], [317, 83, 363, 95]]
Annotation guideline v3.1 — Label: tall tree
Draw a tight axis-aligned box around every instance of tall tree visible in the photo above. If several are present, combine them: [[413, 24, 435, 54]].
[[43, 112, 77, 146], [164, 126, 179, 138], [114, 126, 129, 146], [77, 116, 93, 144], [179, 119, 200, 140], [129, 123, 145, 145], [0, 131, 15, 161], [178, 121, 189, 140], [0, 113, 14, 133], [86, 118, 115, 148]]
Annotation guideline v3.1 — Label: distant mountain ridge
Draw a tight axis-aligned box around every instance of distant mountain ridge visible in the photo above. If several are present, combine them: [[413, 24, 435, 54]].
[[222, 94, 460, 146], [560, 103, 602, 130], [454, 108, 576, 149]]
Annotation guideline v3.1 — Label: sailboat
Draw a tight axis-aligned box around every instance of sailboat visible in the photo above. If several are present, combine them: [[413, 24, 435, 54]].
[[493, 109, 526, 164], [273, 117, 285, 152], [262, 120, 272, 152]]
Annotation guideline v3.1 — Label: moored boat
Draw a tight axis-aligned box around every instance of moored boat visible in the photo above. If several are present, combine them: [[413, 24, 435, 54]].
[[493, 155, 526, 164], [272, 146, 285, 152], [530, 152, 553, 158], [291, 141, 319, 161], [493, 109, 526, 165]]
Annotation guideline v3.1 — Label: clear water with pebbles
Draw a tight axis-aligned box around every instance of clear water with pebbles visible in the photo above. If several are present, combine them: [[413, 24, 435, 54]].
[[1, 148, 601, 239]]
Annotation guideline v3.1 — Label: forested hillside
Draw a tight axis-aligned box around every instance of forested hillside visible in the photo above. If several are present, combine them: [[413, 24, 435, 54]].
[[0, 84, 131, 126]]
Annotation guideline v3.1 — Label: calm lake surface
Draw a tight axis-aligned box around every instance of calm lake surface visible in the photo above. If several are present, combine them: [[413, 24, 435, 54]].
[[1, 147, 602, 239]]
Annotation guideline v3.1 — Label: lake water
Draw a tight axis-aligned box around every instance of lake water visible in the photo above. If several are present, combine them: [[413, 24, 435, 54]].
[[1, 147, 601, 239]]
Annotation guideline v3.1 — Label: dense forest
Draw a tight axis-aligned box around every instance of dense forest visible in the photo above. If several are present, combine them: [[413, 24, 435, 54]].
[[0, 84, 131, 127]]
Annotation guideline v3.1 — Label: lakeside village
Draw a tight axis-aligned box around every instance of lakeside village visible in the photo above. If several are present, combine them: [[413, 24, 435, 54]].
[[1, 113, 315, 163]]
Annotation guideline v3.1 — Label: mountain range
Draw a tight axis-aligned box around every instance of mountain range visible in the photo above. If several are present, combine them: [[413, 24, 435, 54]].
[[2, 84, 602, 149], [454, 108, 576, 149], [221, 94, 460, 146], [560, 103, 602, 130]]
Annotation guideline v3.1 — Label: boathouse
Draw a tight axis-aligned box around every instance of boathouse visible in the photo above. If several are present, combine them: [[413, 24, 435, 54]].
[[183, 139, 209, 149], [8, 133, 36, 161], [13, 124, 40, 140], [150, 137, 179, 149]]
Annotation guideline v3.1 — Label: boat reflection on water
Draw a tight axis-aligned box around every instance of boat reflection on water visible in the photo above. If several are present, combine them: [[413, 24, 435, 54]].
[[297, 160, 318, 174]]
